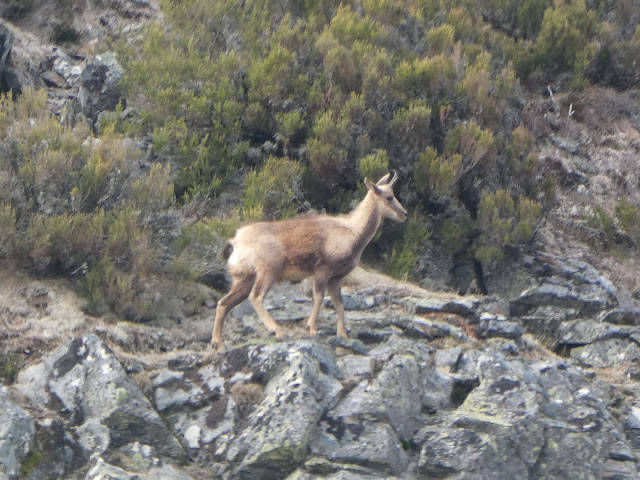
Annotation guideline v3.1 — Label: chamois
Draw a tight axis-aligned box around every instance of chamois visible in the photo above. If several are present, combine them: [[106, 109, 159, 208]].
[[210, 171, 408, 351]]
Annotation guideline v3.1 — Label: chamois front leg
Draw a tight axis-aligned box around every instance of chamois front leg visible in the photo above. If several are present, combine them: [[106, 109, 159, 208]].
[[328, 278, 347, 338], [307, 271, 329, 336], [248, 272, 284, 338]]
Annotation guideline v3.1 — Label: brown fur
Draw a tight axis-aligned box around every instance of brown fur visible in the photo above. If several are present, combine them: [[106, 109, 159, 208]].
[[210, 172, 408, 351]]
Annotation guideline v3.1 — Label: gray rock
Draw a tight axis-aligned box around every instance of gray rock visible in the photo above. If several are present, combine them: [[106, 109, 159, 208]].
[[0, 386, 35, 479], [338, 355, 375, 379], [225, 343, 343, 479], [602, 459, 639, 480], [311, 421, 409, 475], [401, 296, 479, 318], [15, 335, 186, 462], [79, 52, 124, 123], [84, 459, 195, 480], [152, 368, 205, 411], [624, 407, 640, 449], [0, 22, 21, 94], [418, 426, 529, 478], [340, 293, 376, 311], [571, 338, 640, 368], [476, 313, 524, 340], [330, 353, 424, 439], [511, 280, 616, 317], [600, 308, 640, 326]]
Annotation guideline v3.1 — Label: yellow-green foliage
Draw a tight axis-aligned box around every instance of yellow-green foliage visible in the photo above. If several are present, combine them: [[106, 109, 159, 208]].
[[0, 351, 19, 384], [0, 203, 16, 257], [426, 24, 456, 54], [243, 156, 304, 219], [0, 88, 181, 320], [307, 110, 352, 184], [359, 150, 389, 181], [390, 100, 432, 150], [514, 0, 599, 85], [393, 54, 456, 101], [7, 0, 619, 288], [615, 200, 640, 246], [386, 212, 430, 279], [586, 205, 616, 248], [276, 110, 305, 145], [106, 207, 153, 272], [23, 211, 106, 273], [414, 146, 462, 198], [476, 189, 542, 265], [130, 163, 175, 215], [444, 121, 495, 173]]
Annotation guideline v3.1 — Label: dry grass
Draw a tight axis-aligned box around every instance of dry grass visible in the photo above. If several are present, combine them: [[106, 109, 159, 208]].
[[344, 266, 475, 301]]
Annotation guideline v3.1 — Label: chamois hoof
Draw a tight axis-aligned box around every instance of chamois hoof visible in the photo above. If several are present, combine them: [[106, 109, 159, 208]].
[[209, 341, 226, 354], [271, 328, 285, 339]]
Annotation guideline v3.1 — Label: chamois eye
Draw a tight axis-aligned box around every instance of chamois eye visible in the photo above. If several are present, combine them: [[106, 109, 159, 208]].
[[386, 196, 393, 202]]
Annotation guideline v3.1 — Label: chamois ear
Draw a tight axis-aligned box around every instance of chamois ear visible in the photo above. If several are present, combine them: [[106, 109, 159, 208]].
[[364, 177, 382, 194]]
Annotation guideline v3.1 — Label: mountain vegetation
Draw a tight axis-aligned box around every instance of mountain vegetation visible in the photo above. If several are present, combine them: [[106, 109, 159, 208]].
[[1, 0, 640, 319]]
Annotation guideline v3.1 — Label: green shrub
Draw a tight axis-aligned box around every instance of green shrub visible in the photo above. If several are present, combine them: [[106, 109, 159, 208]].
[[276, 110, 305, 145], [426, 24, 456, 54], [414, 146, 462, 199], [389, 100, 432, 157], [23, 212, 106, 274], [444, 121, 495, 174], [130, 163, 175, 216], [307, 111, 351, 185], [359, 150, 389, 180], [0, 203, 16, 257], [475, 189, 542, 266], [0, 351, 19, 384], [243, 156, 304, 219], [615, 200, 640, 246], [439, 215, 472, 254], [386, 212, 430, 280], [82, 257, 136, 318], [106, 207, 152, 273], [516, 0, 599, 85], [586, 205, 616, 247]]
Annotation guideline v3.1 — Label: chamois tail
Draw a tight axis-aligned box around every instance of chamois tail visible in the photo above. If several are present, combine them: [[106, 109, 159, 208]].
[[222, 241, 233, 260]]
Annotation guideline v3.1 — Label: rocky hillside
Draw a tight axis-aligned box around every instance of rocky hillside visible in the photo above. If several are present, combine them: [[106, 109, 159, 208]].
[[2, 260, 640, 479], [2, 0, 640, 479]]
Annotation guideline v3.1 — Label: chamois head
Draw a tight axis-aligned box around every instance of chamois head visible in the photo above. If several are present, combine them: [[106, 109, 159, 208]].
[[364, 171, 408, 222]]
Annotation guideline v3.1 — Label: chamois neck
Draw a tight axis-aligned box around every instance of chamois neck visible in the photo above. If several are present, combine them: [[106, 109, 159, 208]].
[[347, 191, 382, 246]]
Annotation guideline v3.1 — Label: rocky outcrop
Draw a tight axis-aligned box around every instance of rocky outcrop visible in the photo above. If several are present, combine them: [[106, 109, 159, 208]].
[[78, 52, 124, 124], [0, 21, 22, 93], [0, 386, 35, 479], [1, 263, 639, 479]]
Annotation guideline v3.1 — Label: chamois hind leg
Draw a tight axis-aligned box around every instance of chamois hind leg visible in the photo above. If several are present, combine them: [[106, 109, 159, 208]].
[[307, 270, 329, 336], [248, 272, 284, 338], [211, 274, 254, 352], [328, 277, 347, 338]]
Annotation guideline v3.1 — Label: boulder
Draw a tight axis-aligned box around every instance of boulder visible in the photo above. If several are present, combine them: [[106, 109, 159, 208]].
[[84, 459, 195, 480], [511, 280, 616, 317], [0, 386, 35, 479], [224, 342, 343, 479], [78, 52, 124, 123], [14, 335, 186, 463], [0, 22, 22, 94], [416, 349, 639, 479]]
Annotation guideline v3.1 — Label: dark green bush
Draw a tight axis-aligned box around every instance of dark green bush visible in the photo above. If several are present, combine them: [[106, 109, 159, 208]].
[[475, 189, 542, 266], [243, 156, 304, 219], [615, 200, 640, 246]]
